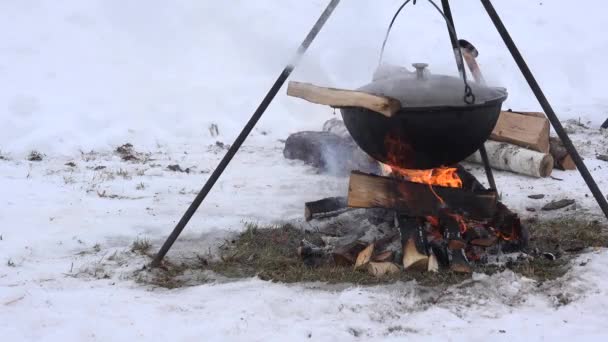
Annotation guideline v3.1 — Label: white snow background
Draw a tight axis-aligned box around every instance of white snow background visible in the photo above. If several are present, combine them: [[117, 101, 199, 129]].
[[1, 0, 608, 340]]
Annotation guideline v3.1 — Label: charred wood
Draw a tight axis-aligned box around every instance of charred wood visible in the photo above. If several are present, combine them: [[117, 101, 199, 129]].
[[347, 171, 498, 220], [304, 197, 348, 221]]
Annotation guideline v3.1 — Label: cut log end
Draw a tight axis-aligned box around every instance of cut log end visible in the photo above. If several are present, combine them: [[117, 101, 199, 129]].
[[354, 243, 374, 269], [402, 238, 429, 271], [539, 154, 555, 178], [367, 262, 400, 277]]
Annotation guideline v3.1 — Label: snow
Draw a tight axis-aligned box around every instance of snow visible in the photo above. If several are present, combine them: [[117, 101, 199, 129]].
[[1, 0, 608, 340]]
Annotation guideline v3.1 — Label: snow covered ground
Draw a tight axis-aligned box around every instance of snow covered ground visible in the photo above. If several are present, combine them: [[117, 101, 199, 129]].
[[2, 0, 608, 340]]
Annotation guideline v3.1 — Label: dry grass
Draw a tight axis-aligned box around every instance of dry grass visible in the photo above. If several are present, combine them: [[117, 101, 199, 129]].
[[141, 218, 607, 288], [27, 150, 43, 161], [131, 238, 152, 254], [526, 217, 608, 252], [202, 224, 469, 286]]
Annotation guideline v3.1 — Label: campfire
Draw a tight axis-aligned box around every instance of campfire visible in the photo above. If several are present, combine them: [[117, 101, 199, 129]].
[[282, 42, 528, 275], [299, 132, 527, 275]]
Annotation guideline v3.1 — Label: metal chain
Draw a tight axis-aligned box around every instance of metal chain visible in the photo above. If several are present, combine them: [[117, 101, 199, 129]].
[[464, 84, 475, 104]]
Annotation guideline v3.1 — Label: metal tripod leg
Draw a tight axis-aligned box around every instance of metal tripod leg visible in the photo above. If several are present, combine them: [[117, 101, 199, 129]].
[[150, 0, 342, 267], [480, 0, 608, 219]]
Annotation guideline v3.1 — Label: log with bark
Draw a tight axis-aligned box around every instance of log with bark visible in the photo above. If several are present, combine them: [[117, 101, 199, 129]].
[[491, 111, 550, 153], [549, 136, 576, 170], [347, 171, 498, 220], [466, 140, 554, 178]]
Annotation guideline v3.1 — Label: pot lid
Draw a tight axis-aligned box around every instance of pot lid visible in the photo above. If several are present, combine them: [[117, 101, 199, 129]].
[[360, 63, 507, 107]]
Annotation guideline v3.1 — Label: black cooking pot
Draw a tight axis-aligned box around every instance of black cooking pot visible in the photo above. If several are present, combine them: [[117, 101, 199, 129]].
[[341, 63, 507, 169]]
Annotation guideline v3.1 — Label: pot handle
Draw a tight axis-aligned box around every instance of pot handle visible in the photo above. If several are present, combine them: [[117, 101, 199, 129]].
[[378, 0, 476, 105]]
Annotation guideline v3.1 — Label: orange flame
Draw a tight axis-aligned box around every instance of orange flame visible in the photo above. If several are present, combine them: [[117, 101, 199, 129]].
[[383, 165, 463, 188], [382, 132, 463, 189]]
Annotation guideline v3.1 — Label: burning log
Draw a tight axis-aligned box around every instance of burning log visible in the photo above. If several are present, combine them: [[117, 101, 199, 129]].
[[439, 209, 472, 273], [466, 141, 554, 178], [549, 136, 576, 170], [347, 171, 498, 220], [397, 215, 430, 271], [287, 81, 401, 118], [490, 111, 550, 153]]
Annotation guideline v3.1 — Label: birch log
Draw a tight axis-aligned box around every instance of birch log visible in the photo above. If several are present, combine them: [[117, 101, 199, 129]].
[[467, 141, 554, 178]]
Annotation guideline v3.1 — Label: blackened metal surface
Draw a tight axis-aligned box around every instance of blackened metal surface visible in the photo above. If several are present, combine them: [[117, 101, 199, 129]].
[[341, 98, 504, 169]]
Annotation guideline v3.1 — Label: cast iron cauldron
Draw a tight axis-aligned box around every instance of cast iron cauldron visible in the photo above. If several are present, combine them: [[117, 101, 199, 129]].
[[341, 63, 507, 170]]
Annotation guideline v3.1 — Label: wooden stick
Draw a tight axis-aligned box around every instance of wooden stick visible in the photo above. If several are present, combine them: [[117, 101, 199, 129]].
[[467, 141, 554, 178], [347, 171, 497, 220], [287, 81, 401, 118]]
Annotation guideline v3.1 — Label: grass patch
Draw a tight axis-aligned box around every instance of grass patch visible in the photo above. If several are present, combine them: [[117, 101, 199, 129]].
[[145, 218, 607, 288], [527, 217, 608, 252], [206, 223, 469, 286], [131, 238, 152, 254], [475, 217, 608, 282]]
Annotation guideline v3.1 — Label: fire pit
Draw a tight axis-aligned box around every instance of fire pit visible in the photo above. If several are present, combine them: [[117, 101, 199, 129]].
[[288, 59, 522, 273], [301, 163, 527, 274]]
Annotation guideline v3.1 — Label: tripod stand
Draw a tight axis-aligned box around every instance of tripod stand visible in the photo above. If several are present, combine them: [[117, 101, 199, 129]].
[[150, 0, 608, 267]]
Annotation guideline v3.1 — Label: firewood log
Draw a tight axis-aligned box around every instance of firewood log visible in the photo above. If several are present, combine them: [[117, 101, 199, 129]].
[[347, 171, 498, 220], [466, 141, 553, 178], [304, 197, 348, 221], [549, 136, 576, 170], [287, 81, 401, 118], [491, 111, 550, 153], [354, 243, 374, 269], [367, 262, 400, 277]]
